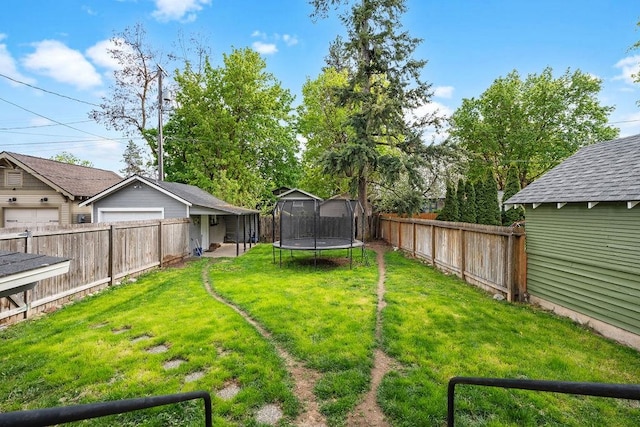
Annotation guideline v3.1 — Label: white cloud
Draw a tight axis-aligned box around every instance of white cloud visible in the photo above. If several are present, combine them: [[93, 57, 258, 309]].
[[152, 0, 211, 23], [82, 5, 97, 16], [252, 31, 298, 52], [252, 41, 278, 55], [86, 38, 125, 70], [613, 55, 640, 85], [22, 40, 102, 90], [282, 34, 299, 46], [0, 34, 36, 86], [30, 117, 55, 126], [433, 85, 454, 99], [407, 101, 453, 143]]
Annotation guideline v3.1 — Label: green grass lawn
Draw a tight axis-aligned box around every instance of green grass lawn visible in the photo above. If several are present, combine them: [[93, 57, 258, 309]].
[[378, 250, 640, 426], [1, 244, 639, 426], [0, 258, 297, 426], [207, 246, 379, 425]]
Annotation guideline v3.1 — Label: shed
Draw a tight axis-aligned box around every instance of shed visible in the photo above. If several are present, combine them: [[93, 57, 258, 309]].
[[505, 134, 640, 348], [80, 175, 260, 256]]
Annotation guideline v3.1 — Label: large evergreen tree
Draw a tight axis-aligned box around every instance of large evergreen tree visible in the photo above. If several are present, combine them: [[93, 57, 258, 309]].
[[120, 140, 151, 177], [309, 0, 440, 234]]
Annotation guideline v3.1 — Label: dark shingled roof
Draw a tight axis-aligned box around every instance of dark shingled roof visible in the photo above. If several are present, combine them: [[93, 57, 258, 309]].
[[147, 178, 259, 215], [1, 151, 122, 199], [505, 134, 640, 204]]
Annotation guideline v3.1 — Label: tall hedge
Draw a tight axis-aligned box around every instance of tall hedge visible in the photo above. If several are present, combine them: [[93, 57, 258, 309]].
[[502, 168, 525, 225], [476, 176, 501, 225], [460, 180, 477, 223], [439, 181, 459, 222]]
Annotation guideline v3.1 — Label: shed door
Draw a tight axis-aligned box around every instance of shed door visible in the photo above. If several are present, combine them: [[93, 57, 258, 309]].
[[4, 208, 59, 228], [99, 209, 164, 222]]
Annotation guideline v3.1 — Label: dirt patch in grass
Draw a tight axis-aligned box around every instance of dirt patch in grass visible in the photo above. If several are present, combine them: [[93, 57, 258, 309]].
[[290, 257, 354, 268], [201, 265, 327, 426], [347, 242, 396, 427]]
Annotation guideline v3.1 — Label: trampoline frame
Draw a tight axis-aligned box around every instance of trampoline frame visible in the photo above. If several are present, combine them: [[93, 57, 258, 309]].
[[271, 196, 365, 268]]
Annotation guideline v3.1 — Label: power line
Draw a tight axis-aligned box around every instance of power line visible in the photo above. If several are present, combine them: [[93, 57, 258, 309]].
[[0, 72, 101, 107], [0, 120, 94, 131], [0, 96, 121, 145]]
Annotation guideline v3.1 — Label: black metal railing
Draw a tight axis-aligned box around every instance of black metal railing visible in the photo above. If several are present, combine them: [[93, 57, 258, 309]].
[[0, 390, 212, 427], [447, 377, 640, 427]]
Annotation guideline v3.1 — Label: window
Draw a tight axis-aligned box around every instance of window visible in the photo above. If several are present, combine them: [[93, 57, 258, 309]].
[[5, 170, 22, 188]]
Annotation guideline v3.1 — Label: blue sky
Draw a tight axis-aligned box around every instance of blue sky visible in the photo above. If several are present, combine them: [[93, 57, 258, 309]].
[[1, 0, 639, 173]]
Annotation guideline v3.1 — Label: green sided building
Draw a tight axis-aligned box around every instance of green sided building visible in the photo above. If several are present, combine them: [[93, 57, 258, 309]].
[[505, 134, 640, 349]]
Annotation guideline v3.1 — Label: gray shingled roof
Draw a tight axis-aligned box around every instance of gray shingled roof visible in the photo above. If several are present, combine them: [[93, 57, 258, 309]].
[[1, 152, 122, 199], [505, 134, 640, 204], [146, 178, 259, 215]]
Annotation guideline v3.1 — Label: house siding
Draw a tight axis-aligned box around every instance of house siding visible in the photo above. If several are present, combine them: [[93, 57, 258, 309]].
[[92, 182, 187, 219], [526, 202, 640, 335]]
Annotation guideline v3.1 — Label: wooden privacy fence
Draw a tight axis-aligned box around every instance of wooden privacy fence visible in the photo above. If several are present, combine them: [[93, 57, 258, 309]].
[[378, 215, 526, 302], [0, 218, 190, 326]]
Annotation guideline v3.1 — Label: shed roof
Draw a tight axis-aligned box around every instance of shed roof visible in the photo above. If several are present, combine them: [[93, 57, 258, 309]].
[[505, 134, 640, 205], [0, 151, 122, 200], [81, 175, 258, 215], [276, 188, 323, 201]]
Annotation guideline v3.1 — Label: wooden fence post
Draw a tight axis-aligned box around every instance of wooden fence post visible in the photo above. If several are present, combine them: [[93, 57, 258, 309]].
[[158, 220, 164, 268], [506, 233, 514, 302], [109, 225, 115, 286], [431, 224, 436, 266], [413, 221, 417, 257], [459, 228, 466, 280]]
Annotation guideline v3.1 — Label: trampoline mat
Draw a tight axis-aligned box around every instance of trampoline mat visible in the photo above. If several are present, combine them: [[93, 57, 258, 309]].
[[273, 237, 364, 250]]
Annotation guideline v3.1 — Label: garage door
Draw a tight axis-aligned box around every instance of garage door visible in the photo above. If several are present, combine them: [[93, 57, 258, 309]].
[[4, 208, 59, 228], [99, 209, 164, 222]]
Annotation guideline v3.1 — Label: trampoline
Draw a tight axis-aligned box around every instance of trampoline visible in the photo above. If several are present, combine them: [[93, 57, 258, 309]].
[[271, 191, 365, 267]]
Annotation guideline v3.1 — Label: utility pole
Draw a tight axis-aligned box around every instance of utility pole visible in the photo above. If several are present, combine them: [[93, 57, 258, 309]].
[[157, 64, 167, 181]]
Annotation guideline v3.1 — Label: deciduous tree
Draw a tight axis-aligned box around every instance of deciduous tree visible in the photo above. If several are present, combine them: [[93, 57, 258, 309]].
[[449, 67, 618, 190], [51, 152, 93, 167], [89, 24, 164, 157], [162, 48, 298, 209], [297, 68, 352, 198]]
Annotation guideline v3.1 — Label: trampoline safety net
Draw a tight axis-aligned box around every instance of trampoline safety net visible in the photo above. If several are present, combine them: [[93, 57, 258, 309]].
[[272, 197, 364, 253]]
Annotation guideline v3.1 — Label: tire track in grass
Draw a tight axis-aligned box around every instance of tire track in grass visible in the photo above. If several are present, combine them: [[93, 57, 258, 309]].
[[201, 263, 327, 427], [346, 242, 396, 427]]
